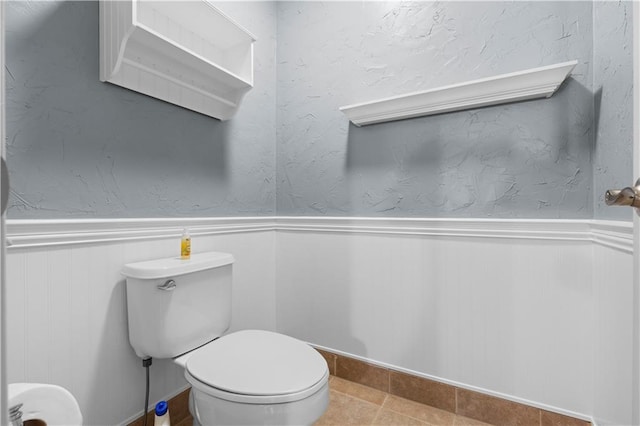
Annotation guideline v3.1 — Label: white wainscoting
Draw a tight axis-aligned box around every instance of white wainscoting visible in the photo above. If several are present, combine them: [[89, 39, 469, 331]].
[[275, 217, 632, 422], [592, 230, 635, 426], [5, 218, 276, 426], [3, 217, 634, 425]]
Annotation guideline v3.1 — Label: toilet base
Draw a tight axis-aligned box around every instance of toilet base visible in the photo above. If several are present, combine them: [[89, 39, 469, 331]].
[[189, 381, 329, 426]]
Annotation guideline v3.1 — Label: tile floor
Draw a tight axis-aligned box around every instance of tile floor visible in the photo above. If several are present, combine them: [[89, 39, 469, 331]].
[[315, 376, 491, 426], [163, 376, 492, 426], [132, 372, 588, 426]]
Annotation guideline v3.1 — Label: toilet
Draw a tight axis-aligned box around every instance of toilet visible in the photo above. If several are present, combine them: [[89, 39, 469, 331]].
[[122, 252, 329, 425]]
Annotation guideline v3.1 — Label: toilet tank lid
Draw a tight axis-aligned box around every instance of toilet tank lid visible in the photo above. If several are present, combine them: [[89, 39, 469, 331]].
[[122, 252, 234, 279]]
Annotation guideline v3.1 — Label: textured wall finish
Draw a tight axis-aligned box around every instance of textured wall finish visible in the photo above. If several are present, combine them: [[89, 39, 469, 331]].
[[6, 1, 276, 218], [592, 1, 634, 220], [276, 1, 594, 218], [6, 1, 634, 220]]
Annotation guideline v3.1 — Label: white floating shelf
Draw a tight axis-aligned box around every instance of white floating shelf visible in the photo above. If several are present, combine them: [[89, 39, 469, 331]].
[[340, 60, 578, 126], [100, 0, 256, 120]]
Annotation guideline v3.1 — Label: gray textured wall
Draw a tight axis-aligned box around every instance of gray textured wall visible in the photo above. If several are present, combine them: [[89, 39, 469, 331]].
[[6, 1, 276, 218], [276, 1, 595, 218], [593, 1, 634, 220], [6, 1, 634, 220]]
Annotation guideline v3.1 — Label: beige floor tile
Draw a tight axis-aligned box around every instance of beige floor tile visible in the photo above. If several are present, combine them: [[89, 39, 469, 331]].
[[373, 408, 429, 425], [384, 395, 456, 425], [454, 415, 494, 426], [331, 376, 388, 405], [315, 390, 381, 425]]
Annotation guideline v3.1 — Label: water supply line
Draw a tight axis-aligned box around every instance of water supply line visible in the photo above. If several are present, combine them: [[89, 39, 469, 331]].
[[142, 357, 152, 426]]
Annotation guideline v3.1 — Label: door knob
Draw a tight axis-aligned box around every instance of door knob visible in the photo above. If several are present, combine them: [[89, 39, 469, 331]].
[[605, 179, 640, 208]]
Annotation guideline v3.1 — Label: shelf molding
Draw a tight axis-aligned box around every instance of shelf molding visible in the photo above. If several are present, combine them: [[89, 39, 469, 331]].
[[339, 60, 578, 126], [99, 0, 256, 120]]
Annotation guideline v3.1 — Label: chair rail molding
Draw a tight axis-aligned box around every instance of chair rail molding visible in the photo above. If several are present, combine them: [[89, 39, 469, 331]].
[[5, 217, 631, 252]]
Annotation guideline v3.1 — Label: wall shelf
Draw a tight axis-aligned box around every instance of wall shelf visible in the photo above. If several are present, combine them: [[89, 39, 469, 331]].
[[100, 0, 256, 120], [339, 60, 578, 126]]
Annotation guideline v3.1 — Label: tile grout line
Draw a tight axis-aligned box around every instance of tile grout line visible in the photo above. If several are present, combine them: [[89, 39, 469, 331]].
[[330, 377, 388, 407], [371, 406, 383, 425], [330, 378, 442, 424], [383, 406, 439, 425], [349, 381, 454, 425], [455, 387, 458, 415]]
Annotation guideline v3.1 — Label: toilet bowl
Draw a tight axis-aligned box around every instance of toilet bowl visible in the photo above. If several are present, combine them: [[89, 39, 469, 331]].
[[175, 330, 329, 425], [8, 383, 82, 426], [123, 252, 329, 425]]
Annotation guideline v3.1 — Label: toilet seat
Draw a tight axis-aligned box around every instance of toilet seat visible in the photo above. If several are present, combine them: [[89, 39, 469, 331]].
[[183, 330, 329, 404]]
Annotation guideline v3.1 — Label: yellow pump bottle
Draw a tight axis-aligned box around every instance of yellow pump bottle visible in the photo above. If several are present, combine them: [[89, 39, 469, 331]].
[[181, 228, 191, 260]]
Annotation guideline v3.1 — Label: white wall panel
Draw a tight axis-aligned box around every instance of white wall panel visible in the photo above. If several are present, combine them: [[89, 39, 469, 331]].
[[3, 217, 633, 424], [275, 219, 630, 420], [5, 226, 276, 426], [592, 243, 634, 426]]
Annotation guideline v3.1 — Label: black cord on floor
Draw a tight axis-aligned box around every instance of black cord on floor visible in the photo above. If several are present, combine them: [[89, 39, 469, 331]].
[[143, 357, 153, 426]]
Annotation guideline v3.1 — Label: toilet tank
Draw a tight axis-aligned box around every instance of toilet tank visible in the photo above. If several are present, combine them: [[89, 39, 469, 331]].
[[122, 252, 234, 359]]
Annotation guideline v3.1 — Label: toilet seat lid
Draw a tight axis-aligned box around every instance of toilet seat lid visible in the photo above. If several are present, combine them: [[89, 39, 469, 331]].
[[185, 330, 328, 397]]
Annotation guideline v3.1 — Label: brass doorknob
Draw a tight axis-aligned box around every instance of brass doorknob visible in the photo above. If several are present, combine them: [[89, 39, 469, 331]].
[[605, 179, 640, 207]]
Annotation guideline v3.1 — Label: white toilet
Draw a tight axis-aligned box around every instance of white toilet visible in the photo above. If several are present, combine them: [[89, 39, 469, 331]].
[[122, 252, 329, 425]]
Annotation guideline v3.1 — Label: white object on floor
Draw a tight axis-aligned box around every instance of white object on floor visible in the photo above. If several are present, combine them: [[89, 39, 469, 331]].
[[8, 383, 83, 426]]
